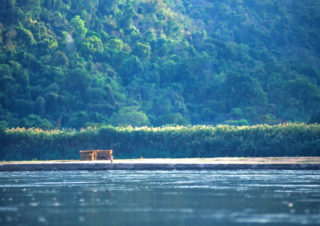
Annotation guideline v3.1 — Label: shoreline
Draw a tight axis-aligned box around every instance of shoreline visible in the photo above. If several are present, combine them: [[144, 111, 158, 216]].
[[1, 157, 320, 171]]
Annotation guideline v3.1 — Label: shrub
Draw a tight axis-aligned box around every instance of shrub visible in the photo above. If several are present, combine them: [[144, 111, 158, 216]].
[[1, 123, 320, 160]]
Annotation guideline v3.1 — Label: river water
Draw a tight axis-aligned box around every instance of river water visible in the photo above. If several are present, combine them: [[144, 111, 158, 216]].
[[0, 170, 320, 225]]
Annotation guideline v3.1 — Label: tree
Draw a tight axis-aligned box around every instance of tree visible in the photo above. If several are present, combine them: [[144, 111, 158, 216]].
[[16, 26, 35, 46], [286, 78, 320, 111], [66, 68, 92, 91], [309, 110, 320, 124], [107, 38, 123, 51], [132, 42, 150, 58], [35, 96, 45, 115], [223, 73, 267, 110], [120, 56, 143, 78], [52, 51, 69, 66], [98, 0, 117, 13], [81, 36, 104, 55], [19, 114, 53, 129], [154, 113, 188, 126], [109, 107, 150, 127], [71, 15, 87, 39], [66, 111, 90, 129]]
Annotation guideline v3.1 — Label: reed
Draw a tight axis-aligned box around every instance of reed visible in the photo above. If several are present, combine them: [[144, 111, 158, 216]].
[[1, 123, 319, 160]]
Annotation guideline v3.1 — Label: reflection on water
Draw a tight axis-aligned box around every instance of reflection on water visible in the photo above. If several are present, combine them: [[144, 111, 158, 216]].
[[0, 170, 320, 225]]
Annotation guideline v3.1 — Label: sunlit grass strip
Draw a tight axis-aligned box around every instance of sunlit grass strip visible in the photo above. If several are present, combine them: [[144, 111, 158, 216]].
[[1, 123, 320, 160]]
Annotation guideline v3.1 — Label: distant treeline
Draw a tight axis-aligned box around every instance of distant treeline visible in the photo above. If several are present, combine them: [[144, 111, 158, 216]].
[[1, 123, 319, 160]]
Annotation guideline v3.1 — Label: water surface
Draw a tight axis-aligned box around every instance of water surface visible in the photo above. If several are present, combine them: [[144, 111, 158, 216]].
[[0, 170, 320, 225]]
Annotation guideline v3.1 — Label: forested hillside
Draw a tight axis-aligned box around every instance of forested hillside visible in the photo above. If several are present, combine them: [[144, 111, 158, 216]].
[[0, 0, 320, 129]]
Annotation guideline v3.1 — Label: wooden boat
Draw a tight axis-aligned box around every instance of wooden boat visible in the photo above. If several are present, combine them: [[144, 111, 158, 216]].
[[80, 150, 113, 163]]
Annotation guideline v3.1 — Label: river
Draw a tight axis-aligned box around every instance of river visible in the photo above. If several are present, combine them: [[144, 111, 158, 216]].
[[0, 170, 320, 225]]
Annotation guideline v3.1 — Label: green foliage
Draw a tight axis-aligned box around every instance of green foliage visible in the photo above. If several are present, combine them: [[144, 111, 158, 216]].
[[1, 123, 319, 160], [310, 110, 320, 124], [19, 114, 53, 129], [0, 121, 7, 142], [15, 26, 35, 45], [107, 38, 123, 51], [223, 119, 250, 126], [109, 107, 151, 127], [286, 78, 320, 110], [223, 73, 267, 109], [81, 36, 103, 55], [154, 113, 189, 126], [71, 15, 87, 39], [0, 0, 320, 129], [52, 51, 69, 66], [132, 42, 151, 58]]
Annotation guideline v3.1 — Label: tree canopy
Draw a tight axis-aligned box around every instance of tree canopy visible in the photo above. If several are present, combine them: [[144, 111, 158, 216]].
[[0, 0, 320, 129]]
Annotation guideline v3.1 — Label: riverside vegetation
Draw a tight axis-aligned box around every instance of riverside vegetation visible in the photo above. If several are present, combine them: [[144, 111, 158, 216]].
[[0, 123, 319, 160], [1, 1, 320, 160], [0, 0, 320, 129]]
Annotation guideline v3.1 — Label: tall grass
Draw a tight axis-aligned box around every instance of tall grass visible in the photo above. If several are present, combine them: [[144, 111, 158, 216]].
[[1, 123, 319, 160]]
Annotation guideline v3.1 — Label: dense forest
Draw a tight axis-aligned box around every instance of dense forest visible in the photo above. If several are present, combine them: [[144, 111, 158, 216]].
[[0, 0, 320, 129]]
